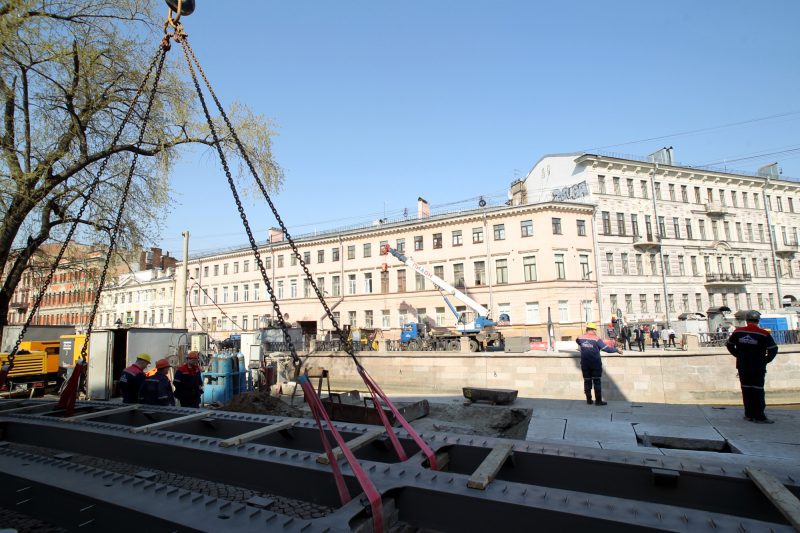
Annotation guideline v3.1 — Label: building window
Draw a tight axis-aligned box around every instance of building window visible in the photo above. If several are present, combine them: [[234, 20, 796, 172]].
[[520, 220, 533, 237], [664, 255, 672, 276], [654, 294, 662, 313], [471, 260, 486, 285], [610, 294, 618, 314], [635, 254, 643, 275], [365, 310, 373, 328], [233, 262, 239, 274], [472, 227, 484, 244], [332, 275, 341, 296], [348, 311, 357, 326], [580, 255, 590, 280], [213, 264, 219, 276], [204, 266, 209, 277], [601, 212, 611, 234], [552, 218, 562, 234], [222, 286, 228, 303], [627, 178, 634, 197], [289, 280, 297, 298], [253, 283, 259, 301], [723, 221, 731, 241], [658, 216, 666, 238], [669, 183, 676, 201], [414, 236, 423, 251], [265, 256, 272, 269], [754, 193, 760, 209], [606, 253, 614, 275], [523, 256, 537, 282], [452, 230, 463, 246], [678, 256, 686, 276], [699, 220, 706, 240], [233, 285, 239, 302], [382, 310, 391, 328], [434, 265, 444, 281], [685, 219, 693, 240], [277, 255, 284, 268], [493, 224, 505, 240], [673, 217, 680, 239], [362, 243, 371, 258], [640, 294, 648, 313], [275, 282, 282, 300], [576, 219, 586, 236], [332, 247, 340, 261], [397, 270, 406, 292], [625, 294, 633, 313], [789, 197, 795, 213], [655, 182, 662, 200], [763, 258, 770, 277], [495, 259, 508, 284], [598, 175, 606, 194], [736, 222, 743, 242], [681, 185, 688, 203], [641, 180, 648, 199], [453, 263, 465, 287], [630, 214, 639, 236], [381, 271, 389, 293], [348, 274, 357, 294], [729, 257, 737, 275], [621, 253, 629, 275], [555, 254, 566, 280], [433, 233, 442, 249], [416, 272, 426, 291], [364, 272, 372, 294], [223, 263, 229, 275], [558, 300, 569, 322], [291, 254, 299, 267], [525, 302, 540, 324], [650, 254, 658, 276], [617, 213, 626, 236], [758, 224, 764, 242], [613, 177, 621, 195]]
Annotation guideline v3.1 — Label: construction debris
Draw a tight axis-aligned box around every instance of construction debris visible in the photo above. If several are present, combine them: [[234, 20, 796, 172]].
[[222, 390, 304, 418]]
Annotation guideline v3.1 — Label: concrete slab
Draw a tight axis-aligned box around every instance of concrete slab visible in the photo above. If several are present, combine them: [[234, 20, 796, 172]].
[[564, 419, 638, 446], [526, 417, 566, 440], [612, 411, 712, 427], [633, 423, 728, 451], [713, 416, 800, 445], [728, 439, 800, 461]]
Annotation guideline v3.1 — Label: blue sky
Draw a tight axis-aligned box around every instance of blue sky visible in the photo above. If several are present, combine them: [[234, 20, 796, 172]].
[[159, 0, 800, 257]]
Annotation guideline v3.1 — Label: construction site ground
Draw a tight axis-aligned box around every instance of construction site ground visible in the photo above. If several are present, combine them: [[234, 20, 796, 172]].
[[221, 391, 800, 467]]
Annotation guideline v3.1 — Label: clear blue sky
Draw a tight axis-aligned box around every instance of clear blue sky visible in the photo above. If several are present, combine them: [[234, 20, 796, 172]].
[[159, 0, 800, 257]]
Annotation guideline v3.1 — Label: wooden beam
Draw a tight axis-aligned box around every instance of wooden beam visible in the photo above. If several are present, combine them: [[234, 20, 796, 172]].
[[467, 442, 514, 490], [746, 467, 800, 531], [130, 411, 211, 434], [66, 404, 139, 421], [218, 420, 296, 448], [317, 427, 386, 465]]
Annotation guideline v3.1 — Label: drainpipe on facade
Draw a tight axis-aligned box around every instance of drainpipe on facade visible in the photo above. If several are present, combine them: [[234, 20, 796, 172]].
[[590, 205, 604, 329], [762, 175, 783, 309], [483, 206, 494, 317], [650, 163, 671, 327]]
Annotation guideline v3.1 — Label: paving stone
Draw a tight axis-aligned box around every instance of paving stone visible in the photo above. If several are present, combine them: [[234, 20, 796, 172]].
[[525, 417, 566, 440], [564, 420, 638, 446], [728, 438, 800, 460]]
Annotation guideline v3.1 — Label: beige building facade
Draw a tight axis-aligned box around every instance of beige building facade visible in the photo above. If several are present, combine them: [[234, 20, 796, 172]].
[[182, 200, 597, 342], [517, 151, 800, 328]]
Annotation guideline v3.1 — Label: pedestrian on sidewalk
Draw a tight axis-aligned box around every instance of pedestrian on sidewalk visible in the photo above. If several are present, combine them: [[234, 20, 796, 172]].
[[666, 327, 676, 348], [576, 323, 622, 406], [726, 310, 778, 424], [650, 327, 660, 348], [634, 325, 646, 352]]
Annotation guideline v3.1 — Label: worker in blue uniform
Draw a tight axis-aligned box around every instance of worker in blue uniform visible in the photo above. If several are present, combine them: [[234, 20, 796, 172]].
[[174, 351, 204, 408], [726, 310, 778, 423], [119, 353, 151, 403], [576, 323, 622, 406], [139, 358, 175, 406]]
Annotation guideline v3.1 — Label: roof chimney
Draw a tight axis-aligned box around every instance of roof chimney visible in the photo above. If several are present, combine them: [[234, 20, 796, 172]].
[[269, 228, 284, 243], [417, 197, 430, 219]]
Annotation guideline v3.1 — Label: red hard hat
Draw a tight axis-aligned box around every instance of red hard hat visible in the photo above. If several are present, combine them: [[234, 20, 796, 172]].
[[187, 351, 200, 360], [156, 358, 171, 369]]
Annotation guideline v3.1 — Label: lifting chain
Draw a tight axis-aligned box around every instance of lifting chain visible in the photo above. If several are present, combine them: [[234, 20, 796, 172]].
[[181, 41, 357, 371], [78, 49, 169, 363], [1, 45, 167, 383]]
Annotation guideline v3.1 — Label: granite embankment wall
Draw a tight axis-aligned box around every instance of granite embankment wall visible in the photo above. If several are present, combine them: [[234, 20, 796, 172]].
[[303, 346, 800, 404]]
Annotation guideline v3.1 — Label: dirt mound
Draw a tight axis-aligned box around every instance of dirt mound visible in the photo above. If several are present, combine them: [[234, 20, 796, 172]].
[[411, 402, 532, 439], [223, 391, 305, 418]]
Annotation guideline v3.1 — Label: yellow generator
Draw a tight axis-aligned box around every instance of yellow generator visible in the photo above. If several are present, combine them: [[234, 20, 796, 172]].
[[0, 342, 60, 393]]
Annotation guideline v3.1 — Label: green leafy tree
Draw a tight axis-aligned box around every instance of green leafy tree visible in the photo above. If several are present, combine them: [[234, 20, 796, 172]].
[[0, 0, 283, 328]]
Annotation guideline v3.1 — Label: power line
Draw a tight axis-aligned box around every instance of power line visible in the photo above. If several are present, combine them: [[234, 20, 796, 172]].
[[584, 110, 800, 152], [697, 146, 800, 167]]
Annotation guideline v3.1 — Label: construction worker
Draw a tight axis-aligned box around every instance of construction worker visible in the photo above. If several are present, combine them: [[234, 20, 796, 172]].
[[119, 353, 151, 403], [139, 358, 175, 406], [726, 310, 779, 424], [174, 351, 204, 408], [576, 323, 622, 406]]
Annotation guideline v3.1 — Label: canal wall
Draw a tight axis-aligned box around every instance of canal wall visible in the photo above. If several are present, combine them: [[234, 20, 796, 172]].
[[303, 346, 800, 404]]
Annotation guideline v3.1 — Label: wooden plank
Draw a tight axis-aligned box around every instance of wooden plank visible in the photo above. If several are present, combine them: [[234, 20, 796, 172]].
[[218, 420, 296, 448], [467, 442, 514, 490], [746, 467, 800, 531], [66, 404, 139, 421], [130, 411, 211, 434], [317, 427, 386, 465]]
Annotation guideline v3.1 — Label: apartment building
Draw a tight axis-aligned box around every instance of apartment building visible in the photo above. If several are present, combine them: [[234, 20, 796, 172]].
[[5, 243, 108, 328], [97, 248, 178, 328], [516, 151, 800, 327], [183, 200, 597, 341]]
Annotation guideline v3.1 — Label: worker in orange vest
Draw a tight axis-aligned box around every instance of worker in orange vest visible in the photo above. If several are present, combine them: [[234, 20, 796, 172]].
[[174, 351, 204, 408], [139, 358, 175, 406], [119, 353, 151, 403]]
